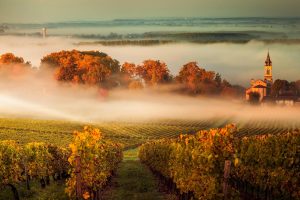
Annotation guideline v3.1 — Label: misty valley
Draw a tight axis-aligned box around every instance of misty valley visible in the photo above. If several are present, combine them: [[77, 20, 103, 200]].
[[0, 16, 300, 200]]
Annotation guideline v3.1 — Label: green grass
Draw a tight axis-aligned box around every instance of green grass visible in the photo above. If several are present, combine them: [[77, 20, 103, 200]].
[[102, 148, 167, 200]]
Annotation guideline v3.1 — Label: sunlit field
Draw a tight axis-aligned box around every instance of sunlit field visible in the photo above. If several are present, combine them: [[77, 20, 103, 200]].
[[0, 116, 299, 199]]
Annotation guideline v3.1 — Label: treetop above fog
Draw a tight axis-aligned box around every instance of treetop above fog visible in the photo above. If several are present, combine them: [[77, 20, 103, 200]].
[[0, 53, 25, 64], [40, 50, 120, 87], [0, 53, 32, 77], [1, 50, 246, 97], [0, 53, 31, 67]]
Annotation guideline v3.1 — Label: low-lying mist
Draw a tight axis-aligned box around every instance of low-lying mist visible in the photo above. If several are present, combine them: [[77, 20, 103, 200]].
[[0, 67, 299, 125], [0, 36, 300, 86]]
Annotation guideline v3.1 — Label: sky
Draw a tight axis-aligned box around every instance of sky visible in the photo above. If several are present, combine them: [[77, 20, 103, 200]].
[[0, 0, 300, 23]]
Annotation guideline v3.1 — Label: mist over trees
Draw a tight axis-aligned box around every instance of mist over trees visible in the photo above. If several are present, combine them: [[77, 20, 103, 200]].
[[1, 50, 246, 98], [3, 50, 300, 100], [0, 53, 32, 77], [41, 50, 120, 88], [175, 62, 243, 97]]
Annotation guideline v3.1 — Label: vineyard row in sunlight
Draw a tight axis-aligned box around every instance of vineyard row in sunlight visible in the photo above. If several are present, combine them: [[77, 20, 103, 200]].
[[139, 125, 300, 200], [0, 127, 123, 200], [0, 117, 299, 148]]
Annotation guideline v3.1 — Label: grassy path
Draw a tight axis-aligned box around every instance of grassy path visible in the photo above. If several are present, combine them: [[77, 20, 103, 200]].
[[102, 148, 168, 200]]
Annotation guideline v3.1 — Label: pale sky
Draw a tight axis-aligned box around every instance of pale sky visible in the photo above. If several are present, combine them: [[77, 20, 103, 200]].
[[0, 0, 299, 23]]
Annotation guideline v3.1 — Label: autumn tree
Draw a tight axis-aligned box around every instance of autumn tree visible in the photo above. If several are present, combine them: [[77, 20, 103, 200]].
[[121, 62, 136, 78], [40, 50, 120, 88], [176, 62, 216, 94], [136, 60, 171, 86], [271, 79, 290, 97], [0, 53, 25, 65], [0, 53, 32, 77], [120, 62, 137, 86], [128, 80, 143, 90]]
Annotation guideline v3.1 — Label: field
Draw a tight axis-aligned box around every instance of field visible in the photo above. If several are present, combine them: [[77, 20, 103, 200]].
[[0, 117, 299, 147], [0, 116, 299, 200], [0, 117, 222, 148]]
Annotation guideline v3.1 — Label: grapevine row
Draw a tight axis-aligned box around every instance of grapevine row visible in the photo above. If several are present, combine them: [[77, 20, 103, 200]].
[[232, 131, 300, 199], [139, 124, 238, 200], [139, 124, 300, 200], [0, 126, 123, 200]]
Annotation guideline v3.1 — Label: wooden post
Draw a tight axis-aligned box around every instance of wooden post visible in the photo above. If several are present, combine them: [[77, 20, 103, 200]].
[[223, 160, 231, 199], [75, 156, 82, 199]]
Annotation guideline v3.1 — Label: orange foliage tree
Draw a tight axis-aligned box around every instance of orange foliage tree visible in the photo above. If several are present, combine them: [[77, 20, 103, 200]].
[[0, 53, 25, 65], [120, 62, 137, 86], [136, 60, 172, 86], [176, 62, 216, 94], [0, 53, 32, 77], [175, 62, 244, 97], [41, 50, 120, 88]]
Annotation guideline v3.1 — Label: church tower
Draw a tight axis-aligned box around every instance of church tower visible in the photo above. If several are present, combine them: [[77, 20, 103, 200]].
[[264, 51, 273, 84]]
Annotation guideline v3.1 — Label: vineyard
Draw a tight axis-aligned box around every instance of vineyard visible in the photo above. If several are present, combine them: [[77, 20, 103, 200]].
[[1, 117, 299, 147], [0, 126, 122, 200], [0, 117, 221, 148], [0, 117, 299, 200], [139, 125, 300, 200]]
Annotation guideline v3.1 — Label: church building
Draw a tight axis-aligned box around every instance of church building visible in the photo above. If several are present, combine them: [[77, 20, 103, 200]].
[[245, 52, 273, 101]]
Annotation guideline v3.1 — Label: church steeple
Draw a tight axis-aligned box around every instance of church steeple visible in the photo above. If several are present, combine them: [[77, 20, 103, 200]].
[[264, 50, 273, 85], [265, 50, 272, 66]]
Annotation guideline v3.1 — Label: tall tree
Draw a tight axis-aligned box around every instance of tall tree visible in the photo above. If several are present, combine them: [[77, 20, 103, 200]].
[[271, 79, 289, 97], [120, 62, 137, 86], [176, 62, 216, 94], [136, 60, 171, 86], [41, 50, 120, 88]]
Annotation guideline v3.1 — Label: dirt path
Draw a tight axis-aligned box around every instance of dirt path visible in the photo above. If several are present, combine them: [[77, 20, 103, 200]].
[[102, 148, 168, 200]]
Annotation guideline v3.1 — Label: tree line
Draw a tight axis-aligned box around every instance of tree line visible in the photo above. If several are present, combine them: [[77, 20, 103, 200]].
[[0, 50, 246, 97]]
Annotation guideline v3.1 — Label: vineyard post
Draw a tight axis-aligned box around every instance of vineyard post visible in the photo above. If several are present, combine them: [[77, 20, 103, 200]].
[[223, 160, 231, 199], [25, 165, 30, 190], [75, 155, 82, 199]]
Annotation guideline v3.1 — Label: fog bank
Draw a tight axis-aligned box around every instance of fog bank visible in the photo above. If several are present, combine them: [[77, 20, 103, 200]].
[[0, 68, 299, 125], [1, 36, 300, 86]]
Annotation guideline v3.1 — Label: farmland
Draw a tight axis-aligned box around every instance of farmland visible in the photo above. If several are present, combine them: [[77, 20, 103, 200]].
[[0, 117, 299, 147], [0, 116, 299, 200], [0, 117, 220, 148]]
